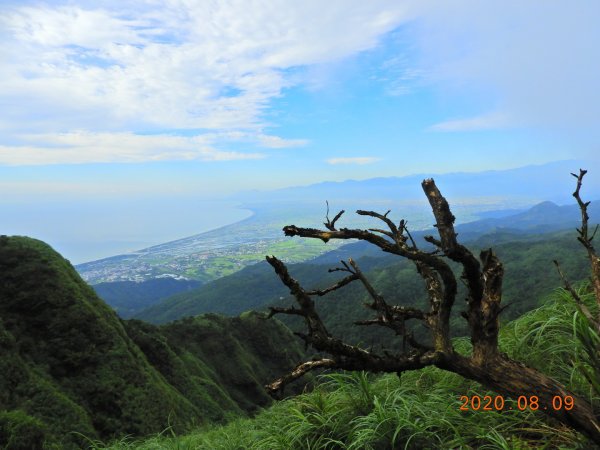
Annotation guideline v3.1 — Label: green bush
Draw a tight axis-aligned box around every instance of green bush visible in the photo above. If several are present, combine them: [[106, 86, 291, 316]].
[[0, 410, 46, 450]]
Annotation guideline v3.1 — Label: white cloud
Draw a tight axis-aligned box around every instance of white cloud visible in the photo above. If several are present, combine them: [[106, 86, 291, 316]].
[[327, 157, 381, 165], [429, 112, 510, 132], [3, 1, 599, 166], [375, 54, 427, 96], [0, 132, 264, 165], [256, 134, 309, 149], [0, 1, 414, 165]]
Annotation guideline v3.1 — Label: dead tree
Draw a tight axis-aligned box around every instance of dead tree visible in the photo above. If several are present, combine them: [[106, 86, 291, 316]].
[[265, 174, 600, 444], [555, 170, 600, 334]]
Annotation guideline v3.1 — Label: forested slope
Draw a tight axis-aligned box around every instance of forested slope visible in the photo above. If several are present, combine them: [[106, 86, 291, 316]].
[[136, 229, 589, 343], [0, 236, 303, 449], [93, 278, 202, 318]]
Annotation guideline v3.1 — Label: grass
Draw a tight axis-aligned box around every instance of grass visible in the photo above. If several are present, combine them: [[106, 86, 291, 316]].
[[182, 239, 342, 281], [91, 287, 600, 449]]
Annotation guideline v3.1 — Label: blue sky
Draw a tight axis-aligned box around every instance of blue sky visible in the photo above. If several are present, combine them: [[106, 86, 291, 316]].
[[1, 1, 600, 261]]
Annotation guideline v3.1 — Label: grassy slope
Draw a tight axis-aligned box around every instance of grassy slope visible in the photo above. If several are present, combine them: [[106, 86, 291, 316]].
[[93, 289, 600, 450], [0, 236, 304, 449]]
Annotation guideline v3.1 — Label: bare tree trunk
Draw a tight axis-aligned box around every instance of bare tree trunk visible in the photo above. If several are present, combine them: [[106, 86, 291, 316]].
[[440, 353, 600, 443]]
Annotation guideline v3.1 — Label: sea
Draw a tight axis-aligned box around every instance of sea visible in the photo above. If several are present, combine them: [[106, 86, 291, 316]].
[[0, 198, 252, 265]]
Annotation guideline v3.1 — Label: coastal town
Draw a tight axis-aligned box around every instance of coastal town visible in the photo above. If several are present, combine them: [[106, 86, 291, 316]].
[[76, 206, 349, 284]]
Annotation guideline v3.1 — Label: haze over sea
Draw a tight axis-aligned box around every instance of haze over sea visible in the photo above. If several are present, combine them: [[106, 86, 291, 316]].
[[0, 198, 252, 264]]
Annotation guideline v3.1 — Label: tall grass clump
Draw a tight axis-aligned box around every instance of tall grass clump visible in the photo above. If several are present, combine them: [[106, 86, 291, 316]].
[[92, 288, 599, 449], [568, 287, 600, 402], [502, 285, 600, 406]]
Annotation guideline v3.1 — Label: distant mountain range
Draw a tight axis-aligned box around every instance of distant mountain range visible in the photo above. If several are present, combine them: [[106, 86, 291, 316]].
[[234, 160, 600, 205], [77, 160, 600, 286], [310, 198, 600, 263]]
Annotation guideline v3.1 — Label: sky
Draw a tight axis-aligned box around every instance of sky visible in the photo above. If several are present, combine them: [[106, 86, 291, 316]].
[[1, 1, 600, 262]]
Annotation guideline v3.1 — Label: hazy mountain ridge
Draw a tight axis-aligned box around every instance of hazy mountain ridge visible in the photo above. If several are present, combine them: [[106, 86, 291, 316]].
[[235, 160, 598, 204], [309, 198, 600, 264], [0, 236, 304, 449]]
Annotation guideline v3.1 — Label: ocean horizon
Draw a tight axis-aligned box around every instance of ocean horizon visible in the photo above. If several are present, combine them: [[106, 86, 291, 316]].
[[0, 198, 253, 265]]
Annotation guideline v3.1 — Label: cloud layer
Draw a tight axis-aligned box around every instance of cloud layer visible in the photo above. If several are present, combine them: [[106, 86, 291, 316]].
[[0, 1, 414, 164], [327, 157, 381, 165], [2, 1, 599, 166]]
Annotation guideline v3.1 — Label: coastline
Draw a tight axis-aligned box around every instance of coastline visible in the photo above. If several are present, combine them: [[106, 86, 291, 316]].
[[75, 204, 256, 267]]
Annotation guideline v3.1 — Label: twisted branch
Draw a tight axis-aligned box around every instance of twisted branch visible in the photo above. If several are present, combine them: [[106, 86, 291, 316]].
[[571, 169, 600, 307], [324, 201, 345, 231], [265, 176, 600, 444]]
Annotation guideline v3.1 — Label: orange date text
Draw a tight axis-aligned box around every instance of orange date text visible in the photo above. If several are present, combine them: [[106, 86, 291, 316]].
[[459, 395, 574, 411]]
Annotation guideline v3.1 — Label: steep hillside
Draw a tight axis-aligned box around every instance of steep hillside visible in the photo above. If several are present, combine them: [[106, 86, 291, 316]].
[[0, 236, 304, 449], [95, 290, 600, 450], [129, 312, 307, 414]]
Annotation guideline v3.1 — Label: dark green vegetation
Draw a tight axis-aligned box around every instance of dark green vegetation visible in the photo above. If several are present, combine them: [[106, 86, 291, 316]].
[[93, 278, 202, 318], [92, 289, 600, 449], [135, 260, 341, 324], [136, 229, 590, 347], [0, 236, 304, 449]]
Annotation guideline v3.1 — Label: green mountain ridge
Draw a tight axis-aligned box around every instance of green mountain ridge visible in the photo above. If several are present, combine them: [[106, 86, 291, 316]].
[[134, 228, 591, 350], [93, 278, 203, 318], [0, 236, 304, 449], [99, 199, 598, 320]]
